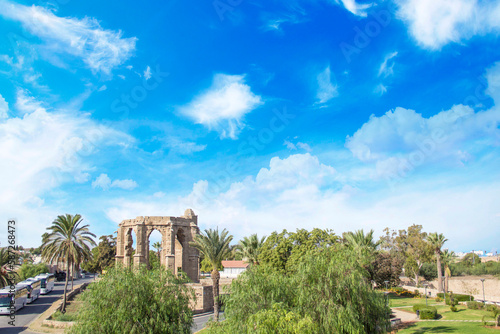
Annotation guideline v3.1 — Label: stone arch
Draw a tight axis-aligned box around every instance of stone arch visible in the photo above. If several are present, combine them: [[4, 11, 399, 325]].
[[146, 227, 163, 269], [115, 209, 200, 282]]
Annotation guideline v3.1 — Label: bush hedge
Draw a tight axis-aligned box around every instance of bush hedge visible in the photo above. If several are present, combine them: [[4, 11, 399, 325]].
[[437, 293, 473, 302], [486, 304, 499, 312], [413, 304, 438, 320], [467, 301, 484, 310]]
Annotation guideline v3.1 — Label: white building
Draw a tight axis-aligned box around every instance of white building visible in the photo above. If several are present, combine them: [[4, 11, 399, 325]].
[[220, 261, 249, 278]]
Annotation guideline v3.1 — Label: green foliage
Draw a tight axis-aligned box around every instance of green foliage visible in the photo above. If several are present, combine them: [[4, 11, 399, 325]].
[[413, 305, 438, 319], [246, 302, 318, 333], [42, 214, 96, 313], [419, 262, 438, 281], [258, 228, 338, 273], [1, 248, 19, 288], [51, 310, 77, 322], [236, 234, 266, 265], [17, 263, 49, 281], [69, 265, 194, 334], [450, 306, 458, 312], [207, 245, 390, 334], [437, 293, 473, 304], [148, 250, 160, 270], [467, 301, 484, 310], [486, 304, 499, 312], [435, 297, 442, 302], [459, 253, 481, 267], [81, 235, 116, 274], [368, 251, 404, 287], [450, 261, 500, 276]]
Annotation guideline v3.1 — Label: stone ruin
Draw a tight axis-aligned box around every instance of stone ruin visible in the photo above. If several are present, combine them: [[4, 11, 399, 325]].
[[115, 209, 200, 283]]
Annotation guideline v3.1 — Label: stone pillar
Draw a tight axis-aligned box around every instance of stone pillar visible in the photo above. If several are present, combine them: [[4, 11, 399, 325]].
[[115, 227, 124, 265], [134, 224, 147, 267], [165, 226, 175, 271]]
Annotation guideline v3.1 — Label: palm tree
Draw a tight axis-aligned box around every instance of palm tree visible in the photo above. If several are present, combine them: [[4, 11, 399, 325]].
[[236, 234, 266, 265], [41, 214, 96, 312], [441, 249, 455, 292], [0, 248, 19, 288], [189, 228, 233, 321], [152, 241, 162, 260], [344, 229, 381, 251], [428, 232, 448, 293]]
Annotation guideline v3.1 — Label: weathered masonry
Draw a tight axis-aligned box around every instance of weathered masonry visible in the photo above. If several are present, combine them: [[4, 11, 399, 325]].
[[115, 209, 200, 282]]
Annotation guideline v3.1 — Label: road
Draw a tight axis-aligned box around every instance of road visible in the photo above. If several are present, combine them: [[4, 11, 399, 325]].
[[0, 276, 96, 334], [192, 312, 223, 333], [1, 276, 216, 334]]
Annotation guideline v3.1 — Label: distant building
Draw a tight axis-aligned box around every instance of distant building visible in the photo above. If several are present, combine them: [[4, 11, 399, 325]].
[[220, 260, 249, 278]]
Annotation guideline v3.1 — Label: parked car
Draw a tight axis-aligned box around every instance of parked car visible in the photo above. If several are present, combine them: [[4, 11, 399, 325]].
[[54, 271, 66, 282]]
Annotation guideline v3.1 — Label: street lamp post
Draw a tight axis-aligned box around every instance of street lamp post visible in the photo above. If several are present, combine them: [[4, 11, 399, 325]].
[[384, 280, 389, 291], [480, 278, 486, 303], [424, 283, 428, 306]]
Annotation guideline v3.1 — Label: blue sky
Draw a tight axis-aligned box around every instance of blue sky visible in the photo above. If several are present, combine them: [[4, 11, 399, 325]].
[[0, 0, 499, 252]]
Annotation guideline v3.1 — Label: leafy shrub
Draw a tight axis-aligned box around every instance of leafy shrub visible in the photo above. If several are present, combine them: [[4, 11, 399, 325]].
[[17, 263, 49, 281], [437, 293, 473, 301], [467, 301, 484, 310], [419, 307, 438, 319], [419, 263, 438, 281], [486, 304, 499, 312], [68, 265, 194, 334], [414, 290, 421, 297], [207, 245, 390, 334], [51, 310, 77, 322], [435, 297, 442, 302], [450, 306, 458, 312], [412, 304, 437, 314]]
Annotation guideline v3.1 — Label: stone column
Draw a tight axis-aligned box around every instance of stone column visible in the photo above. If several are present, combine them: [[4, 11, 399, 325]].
[[133, 224, 147, 267], [115, 226, 124, 265], [165, 226, 175, 272]]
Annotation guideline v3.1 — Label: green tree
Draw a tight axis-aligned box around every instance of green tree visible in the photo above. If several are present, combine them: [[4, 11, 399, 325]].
[[236, 234, 266, 265], [152, 241, 162, 260], [441, 250, 455, 292], [397, 225, 433, 286], [258, 228, 338, 273], [460, 252, 481, 267], [0, 248, 18, 288], [17, 263, 49, 281], [428, 232, 447, 293], [369, 251, 404, 287], [69, 265, 194, 334], [81, 235, 116, 274], [41, 214, 96, 312], [207, 244, 389, 334], [189, 228, 233, 321]]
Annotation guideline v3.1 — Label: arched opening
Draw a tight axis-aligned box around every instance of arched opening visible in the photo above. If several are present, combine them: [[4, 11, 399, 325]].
[[175, 229, 185, 276], [147, 229, 163, 270], [125, 228, 136, 267]]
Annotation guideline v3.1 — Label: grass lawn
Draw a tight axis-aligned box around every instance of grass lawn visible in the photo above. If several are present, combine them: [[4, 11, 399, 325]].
[[50, 294, 84, 322], [389, 295, 440, 308], [434, 304, 496, 321], [398, 322, 500, 333]]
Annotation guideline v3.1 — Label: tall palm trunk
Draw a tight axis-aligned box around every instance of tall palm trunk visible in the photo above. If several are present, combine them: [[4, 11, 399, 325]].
[[436, 253, 443, 293], [212, 269, 220, 321], [62, 259, 70, 313]]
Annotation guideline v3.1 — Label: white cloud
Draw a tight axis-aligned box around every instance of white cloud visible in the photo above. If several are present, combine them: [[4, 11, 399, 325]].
[[396, 0, 500, 49], [98, 85, 107, 92], [316, 66, 338, 104], [374, 83, 388, 95], [346, 62, 500, 179], [104, 152, 500, 251], [378, 51, 398, 77], [179, 74, 262, 139], [0, 94, 9, 120], [92, 173, 138, 190], [165, 138, 207, 155], [284, 139, 312, 152], [0, 0, 137, 74], [0, 91, 133, 247], [335, 0, 373, 17], [144, 66, 152, 80]]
